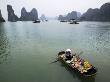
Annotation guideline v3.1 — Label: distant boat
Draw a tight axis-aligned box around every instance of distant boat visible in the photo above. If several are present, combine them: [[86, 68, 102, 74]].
[[69, 22, 79, 24], [69, 20, 79, 24], [60, 20, 67, 22], [33, 20, 40, 23], [45, 20, 48, 22], [10, 20, 17, 22]]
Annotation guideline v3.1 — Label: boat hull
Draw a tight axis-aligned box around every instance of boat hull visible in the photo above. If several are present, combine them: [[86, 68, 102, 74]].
[[33, 20, 40, 23], [58, 51, 97, 77]]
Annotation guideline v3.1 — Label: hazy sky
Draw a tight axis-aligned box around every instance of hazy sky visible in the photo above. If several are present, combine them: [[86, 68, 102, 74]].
[[0, 0, 110, 19]]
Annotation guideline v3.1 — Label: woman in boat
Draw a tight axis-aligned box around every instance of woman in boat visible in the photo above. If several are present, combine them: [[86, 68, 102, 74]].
[[65, 49, 72, 60]]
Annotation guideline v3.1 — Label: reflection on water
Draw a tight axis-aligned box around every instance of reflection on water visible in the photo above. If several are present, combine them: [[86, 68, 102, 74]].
[[0, 23, 10, 64]]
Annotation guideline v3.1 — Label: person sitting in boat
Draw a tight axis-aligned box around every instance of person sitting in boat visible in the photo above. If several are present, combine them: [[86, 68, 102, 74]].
[[65, 49, 72, 60]]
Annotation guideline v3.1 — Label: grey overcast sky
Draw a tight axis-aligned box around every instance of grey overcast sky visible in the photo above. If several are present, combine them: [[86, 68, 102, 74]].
[[0, 0, 110, 19]]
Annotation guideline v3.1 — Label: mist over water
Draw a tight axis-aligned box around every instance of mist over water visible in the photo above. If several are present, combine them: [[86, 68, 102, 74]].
[[0, 21, 110, 82]]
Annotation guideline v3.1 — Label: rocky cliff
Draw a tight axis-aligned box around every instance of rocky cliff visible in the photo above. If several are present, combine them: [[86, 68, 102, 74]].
[[40, 14, 47, 21], [58, 11, 78, 20], [80, 3, 110, 21], [20, 7, 38, 21], [7, 5, 19, 22], [0, 10, 5, 22]]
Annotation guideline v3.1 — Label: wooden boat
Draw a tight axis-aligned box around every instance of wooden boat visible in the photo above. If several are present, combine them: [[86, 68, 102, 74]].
[[70, 22, 79, 24], [69, 19, 79, 24], [45, 20, 48, 22], [69, 21, 79, 24], [58, 51, 97, 76], [60, 20, 67, 22], [33, 20, 40, 23]]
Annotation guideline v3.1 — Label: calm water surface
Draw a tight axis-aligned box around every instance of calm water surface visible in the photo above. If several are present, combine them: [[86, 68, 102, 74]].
[[0, 21, 110, 82]]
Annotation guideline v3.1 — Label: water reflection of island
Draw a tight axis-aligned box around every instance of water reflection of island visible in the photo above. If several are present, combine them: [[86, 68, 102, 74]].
[[0, 23, 10, 64]]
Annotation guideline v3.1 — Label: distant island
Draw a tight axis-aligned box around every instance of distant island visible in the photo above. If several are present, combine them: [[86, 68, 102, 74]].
[[40, 14, 47, 21], [20, 7, 38, 21], [7, 4, 38, 22], [0, 2, 110, 22], [58, 11, 81, 21], [7, 5, 19, 22], [80, 2, 110, 21], [58, 2, 110, 22], [0, 4, 39, 22], [0, 10, 5, 22]]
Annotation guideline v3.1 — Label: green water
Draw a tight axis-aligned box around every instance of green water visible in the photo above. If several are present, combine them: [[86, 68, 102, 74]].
[[0, 21, 110, 82]]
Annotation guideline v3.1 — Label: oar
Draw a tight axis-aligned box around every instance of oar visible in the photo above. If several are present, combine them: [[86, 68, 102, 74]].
[[50, 58, 59, 64], [50, 59, 59, 64]]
